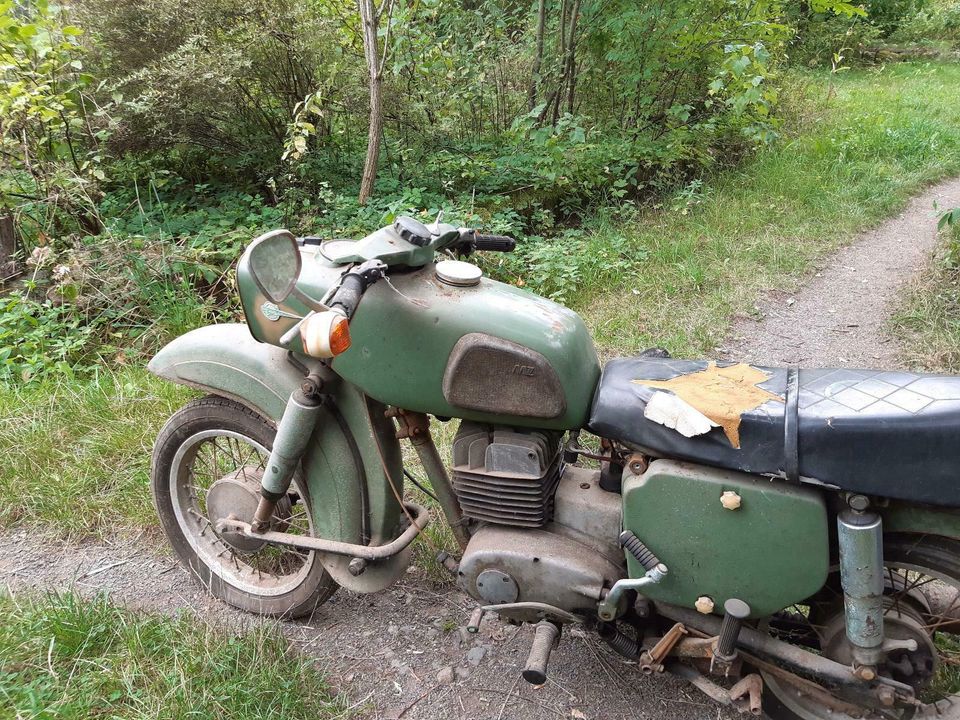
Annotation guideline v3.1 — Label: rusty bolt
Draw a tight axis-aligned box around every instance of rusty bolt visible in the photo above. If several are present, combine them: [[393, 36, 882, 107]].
[[627, 453, 648, 476], [853, 665, 877, 682], [695, 596, 715, 614], [876, 686, 896, 707], [720, 491, 742, 511]]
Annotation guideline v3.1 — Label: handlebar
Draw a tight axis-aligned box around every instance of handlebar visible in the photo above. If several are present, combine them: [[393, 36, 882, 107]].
[[327, 259, 387, 319], [472, 233, 516, 252], [454, 229, 517, 255]]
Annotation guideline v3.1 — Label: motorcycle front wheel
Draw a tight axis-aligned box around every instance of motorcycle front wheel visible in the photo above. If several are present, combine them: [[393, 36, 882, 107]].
[[763, 533, 960, 720], [151, 395, 338, 618]]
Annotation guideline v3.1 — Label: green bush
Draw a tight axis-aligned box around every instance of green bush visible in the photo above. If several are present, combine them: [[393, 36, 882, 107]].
[[893, 1, 960, 46]]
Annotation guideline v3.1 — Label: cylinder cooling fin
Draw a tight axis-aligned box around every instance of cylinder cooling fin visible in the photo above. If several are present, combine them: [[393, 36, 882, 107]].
[[450, 421, 564, 528]]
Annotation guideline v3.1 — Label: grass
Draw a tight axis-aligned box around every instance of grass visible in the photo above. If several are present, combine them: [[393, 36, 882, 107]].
[[0, 591, 346, 719], [562, 61, 960, 358], [0, 369, 189, 536], [893, 222, 960, 371]]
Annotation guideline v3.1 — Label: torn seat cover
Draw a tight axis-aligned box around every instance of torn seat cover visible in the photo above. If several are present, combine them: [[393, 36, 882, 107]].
[[588, 357, 960, 506]]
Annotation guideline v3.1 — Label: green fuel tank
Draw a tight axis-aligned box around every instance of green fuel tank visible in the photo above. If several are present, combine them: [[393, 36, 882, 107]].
[[238, 246, 601, 430]]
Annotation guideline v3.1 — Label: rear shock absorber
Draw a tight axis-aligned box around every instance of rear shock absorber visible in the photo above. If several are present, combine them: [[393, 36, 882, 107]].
[[837, 494, 884, 677]]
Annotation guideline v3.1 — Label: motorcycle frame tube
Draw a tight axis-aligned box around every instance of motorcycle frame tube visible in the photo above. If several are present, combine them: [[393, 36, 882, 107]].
[[837, 509, 885, 667], [406, 414, 471, 551], [656, 603, 912, 695], [218, 501, 429, 559], [147, 323, 408, 593]]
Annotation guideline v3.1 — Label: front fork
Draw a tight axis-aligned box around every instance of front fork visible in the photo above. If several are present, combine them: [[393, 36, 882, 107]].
[[251, 374, 324, 532], [247, 379, 468, 557]]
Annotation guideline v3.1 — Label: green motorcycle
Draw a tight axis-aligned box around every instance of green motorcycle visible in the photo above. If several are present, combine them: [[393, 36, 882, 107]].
[[149, 215, 960, 719]]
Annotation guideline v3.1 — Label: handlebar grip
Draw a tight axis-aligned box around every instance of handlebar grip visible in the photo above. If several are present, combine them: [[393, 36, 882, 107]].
[[329, 274, 365, 319], [472, 234, 516, 252], [327, 259, 387, 319]]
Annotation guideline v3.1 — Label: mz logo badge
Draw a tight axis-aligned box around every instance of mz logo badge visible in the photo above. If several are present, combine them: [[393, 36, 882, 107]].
[[512, 364, 536, 377]]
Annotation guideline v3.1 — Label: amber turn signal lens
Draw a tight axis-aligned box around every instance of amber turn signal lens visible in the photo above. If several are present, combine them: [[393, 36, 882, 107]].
[[300, 311, 352, 358], [329, 315, 351, 355]]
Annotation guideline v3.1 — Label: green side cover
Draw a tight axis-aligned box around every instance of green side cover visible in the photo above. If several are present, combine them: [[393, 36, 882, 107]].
[[622, 459, 829, 618]]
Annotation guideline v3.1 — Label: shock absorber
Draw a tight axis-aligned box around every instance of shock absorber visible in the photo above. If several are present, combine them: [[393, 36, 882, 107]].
[[251, 377, 324, 532], [837, 494, 884, 677]]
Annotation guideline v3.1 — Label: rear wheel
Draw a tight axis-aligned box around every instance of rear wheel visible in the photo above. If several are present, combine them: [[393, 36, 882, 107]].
[[763, 534, 960, 720], [151, 396, 338, 618]]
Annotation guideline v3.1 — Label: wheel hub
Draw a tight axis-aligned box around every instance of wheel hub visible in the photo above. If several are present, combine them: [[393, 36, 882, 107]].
[[206, 467, 291, 554], [818, 598, 939, 692]]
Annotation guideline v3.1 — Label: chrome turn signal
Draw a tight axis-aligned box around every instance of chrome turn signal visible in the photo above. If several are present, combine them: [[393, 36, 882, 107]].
[[300, 311, 351, 358]]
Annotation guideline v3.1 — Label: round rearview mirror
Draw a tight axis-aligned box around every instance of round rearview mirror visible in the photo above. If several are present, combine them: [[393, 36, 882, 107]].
[[247, 229, 301, 303]]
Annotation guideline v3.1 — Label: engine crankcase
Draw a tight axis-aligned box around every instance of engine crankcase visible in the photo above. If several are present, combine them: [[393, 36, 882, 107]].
[[458, 523, 624, 620]]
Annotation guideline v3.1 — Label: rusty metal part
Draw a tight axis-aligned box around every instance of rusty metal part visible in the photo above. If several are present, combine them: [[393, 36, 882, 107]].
[[348, 557, 367, 576], [522, 620, 560, 685], [394, 409, 471, 551], [563, 435, 613, 463], [216, 501, 429, 560], [853, 664, 877, 682], [675, 635, 717, 659], [436, 550, 459, 576], [639, 623, 688, 674], [626, 453, 648, 475], [667, 663, 739, 709], [729, 673, 763, 716], [674, 635, 743, 677], [742, 651, 870, 717], [388, 406, 431, 440], [467, 607, 485, 633], [481, 601, 580, 625], [877, 685, 896, 707], [656, 602, 914, 694], [250, 495, 277, 534]]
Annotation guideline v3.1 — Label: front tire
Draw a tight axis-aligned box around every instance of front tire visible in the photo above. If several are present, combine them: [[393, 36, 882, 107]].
[[151, 396, 338, 618]]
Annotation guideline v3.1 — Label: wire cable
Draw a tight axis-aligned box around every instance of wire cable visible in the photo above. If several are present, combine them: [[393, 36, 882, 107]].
[[404, 468, 439, 502]]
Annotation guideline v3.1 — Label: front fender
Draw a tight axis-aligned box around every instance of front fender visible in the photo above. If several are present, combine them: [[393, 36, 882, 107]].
[[148, 323, 408, 592]]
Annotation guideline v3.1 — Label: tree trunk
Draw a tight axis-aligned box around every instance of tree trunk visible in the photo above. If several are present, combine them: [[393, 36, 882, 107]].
[[0, 214, 17, 281], [527, 0, 547, 111], [358, 0, 383, 205], [564, 0, 581, 116]]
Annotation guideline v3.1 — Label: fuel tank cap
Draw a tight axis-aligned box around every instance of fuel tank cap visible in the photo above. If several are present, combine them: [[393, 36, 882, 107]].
[[436, 259, 482, 287]]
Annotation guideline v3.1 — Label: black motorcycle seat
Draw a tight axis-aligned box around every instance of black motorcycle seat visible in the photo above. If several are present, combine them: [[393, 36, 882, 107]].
[[588, 357, 960, 506]]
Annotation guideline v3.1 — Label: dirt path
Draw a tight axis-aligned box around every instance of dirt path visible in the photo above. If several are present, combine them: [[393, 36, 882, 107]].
[[5, 179, 960, 719], [0, 528, 721, 720], [725, 176, 960, 368]]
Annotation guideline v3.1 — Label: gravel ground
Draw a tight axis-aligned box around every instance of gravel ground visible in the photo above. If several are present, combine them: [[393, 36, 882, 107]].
[[724, 177, 960, 368], [4, 178, 960, 719], [0, 529, 720, 720]]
